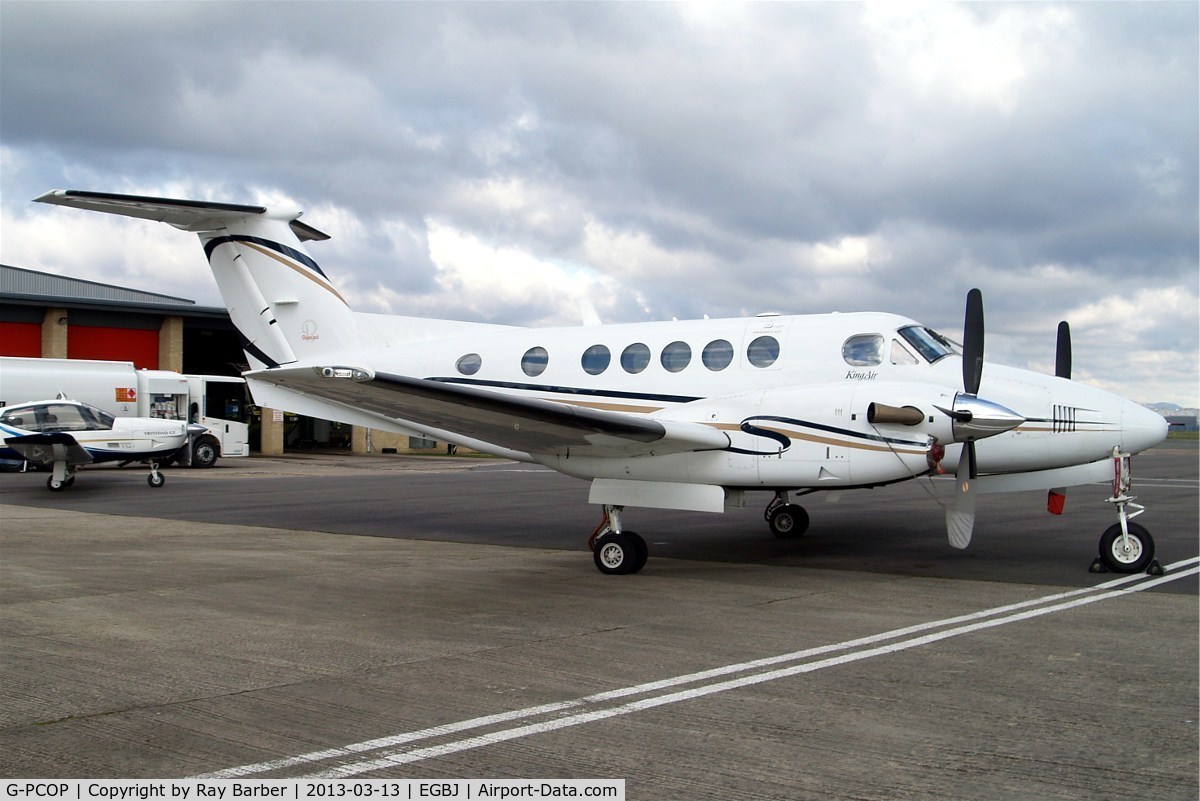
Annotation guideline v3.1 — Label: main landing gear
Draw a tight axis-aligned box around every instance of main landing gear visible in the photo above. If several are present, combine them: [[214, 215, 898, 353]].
[[1091, 448, 1160, 575], [46, 470, 76, 491], [765, 491, 810, 539], [589, 505, 648, 575]]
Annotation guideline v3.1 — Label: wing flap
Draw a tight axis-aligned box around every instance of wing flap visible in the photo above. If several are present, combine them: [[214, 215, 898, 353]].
[[249, 366, 729, 457]]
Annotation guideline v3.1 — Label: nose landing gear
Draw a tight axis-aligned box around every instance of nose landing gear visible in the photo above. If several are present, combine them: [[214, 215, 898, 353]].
[[1091, 448, 1161, 575]]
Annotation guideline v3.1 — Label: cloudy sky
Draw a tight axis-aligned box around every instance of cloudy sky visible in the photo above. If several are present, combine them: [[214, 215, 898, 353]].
[[2, 2, 1196, 405]]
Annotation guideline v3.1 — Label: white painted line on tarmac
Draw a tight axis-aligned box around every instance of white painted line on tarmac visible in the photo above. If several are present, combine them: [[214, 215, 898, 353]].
[[195, 557, 1200, 779]]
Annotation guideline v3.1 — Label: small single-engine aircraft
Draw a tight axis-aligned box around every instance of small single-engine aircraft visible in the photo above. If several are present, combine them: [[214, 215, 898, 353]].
[[34, 190, 1168, 573], [1, 398, 188, 490]]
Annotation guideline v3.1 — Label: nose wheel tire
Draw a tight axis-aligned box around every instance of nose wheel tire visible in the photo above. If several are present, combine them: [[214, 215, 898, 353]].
[[148, 471, 165, 488], [768, 504, 809, 538], [593, 531, 648, 575], [1099, 522, 1154, 574]]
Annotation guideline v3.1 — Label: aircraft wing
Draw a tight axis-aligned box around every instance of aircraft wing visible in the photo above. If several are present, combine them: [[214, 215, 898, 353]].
[[3, 433, 95, 467], [249, 366, 730, 457]]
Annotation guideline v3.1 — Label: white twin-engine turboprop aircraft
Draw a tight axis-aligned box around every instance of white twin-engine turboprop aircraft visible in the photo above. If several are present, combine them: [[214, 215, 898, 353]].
[[35, 190, 1168, 575]]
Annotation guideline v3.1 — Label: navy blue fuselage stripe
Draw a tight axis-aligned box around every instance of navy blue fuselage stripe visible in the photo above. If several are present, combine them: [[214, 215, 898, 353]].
[[204, 235, 328, 279], [427, 379, 925, 449], [738, 420, 793, 452], [426, 376, 703, 405], [745, 414, 925, 447], [239, 335, 282, 369]]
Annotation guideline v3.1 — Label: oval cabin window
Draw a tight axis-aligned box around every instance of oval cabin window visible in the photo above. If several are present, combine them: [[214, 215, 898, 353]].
[[702, 339, 734, 371], [456, 353, 482, 375], [521, 346, 549, 377], [581, 344, 611, 375], [621, 343, 651, 374], [746, 335, 780, 368], [661, 341, 692, 373]]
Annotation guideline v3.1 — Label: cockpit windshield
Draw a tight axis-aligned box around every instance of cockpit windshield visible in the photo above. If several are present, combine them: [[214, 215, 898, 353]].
[[898, 325, 957, 364], [0, 401, 116, 432]]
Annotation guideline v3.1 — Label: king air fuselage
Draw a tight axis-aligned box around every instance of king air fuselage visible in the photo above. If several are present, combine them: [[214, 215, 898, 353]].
[[303, 309, 1166, 495], [32, 190, 1171, 571]]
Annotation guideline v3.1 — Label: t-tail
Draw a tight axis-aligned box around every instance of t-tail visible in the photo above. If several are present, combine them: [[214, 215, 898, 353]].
[[34, 190, 359, 369]]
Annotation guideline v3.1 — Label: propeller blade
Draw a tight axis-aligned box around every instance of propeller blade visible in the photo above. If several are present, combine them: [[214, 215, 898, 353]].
[[1055, 321, 1072, 379], [946, 443, 977, 549], [946, 505, 975, 550], [962, 288, 985, 396]]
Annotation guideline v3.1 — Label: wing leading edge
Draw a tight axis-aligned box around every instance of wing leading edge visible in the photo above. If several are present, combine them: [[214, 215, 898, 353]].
[[248, 366, 730, 457]]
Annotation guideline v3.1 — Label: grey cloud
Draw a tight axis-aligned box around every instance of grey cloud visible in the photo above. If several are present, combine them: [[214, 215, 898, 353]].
[[1, 1, 1195, 402]]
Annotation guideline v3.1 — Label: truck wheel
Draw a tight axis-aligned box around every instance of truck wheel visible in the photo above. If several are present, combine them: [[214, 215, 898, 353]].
[[191, 438, 219, 469]]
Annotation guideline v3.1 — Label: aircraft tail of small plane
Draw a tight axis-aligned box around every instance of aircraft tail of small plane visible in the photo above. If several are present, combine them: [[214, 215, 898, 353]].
[[34, 190, 358, 370]]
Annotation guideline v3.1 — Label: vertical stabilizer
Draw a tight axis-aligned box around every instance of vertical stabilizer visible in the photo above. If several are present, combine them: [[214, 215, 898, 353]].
[[34, 190, 360, 369]]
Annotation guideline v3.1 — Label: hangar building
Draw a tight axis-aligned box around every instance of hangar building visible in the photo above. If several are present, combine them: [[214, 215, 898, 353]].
[[0, 264, 446, 456]]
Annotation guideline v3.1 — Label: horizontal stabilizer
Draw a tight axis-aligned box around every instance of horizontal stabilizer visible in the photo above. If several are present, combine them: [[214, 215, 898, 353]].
[[34, 190, 330, 240]]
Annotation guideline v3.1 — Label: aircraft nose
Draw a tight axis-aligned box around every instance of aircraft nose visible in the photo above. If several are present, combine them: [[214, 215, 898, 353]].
[[1121, 400, 1168, 454]]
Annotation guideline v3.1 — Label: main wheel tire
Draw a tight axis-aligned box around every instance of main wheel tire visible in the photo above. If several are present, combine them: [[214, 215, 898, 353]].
[[148, 472, 166, 488], [191, 438, 219, 469], [47, 477, 65, 492], [768, 504, 809, 538], [594, 533, 637, 575], [624, 531, 649, 574], [1099, 522, 1154, 573]]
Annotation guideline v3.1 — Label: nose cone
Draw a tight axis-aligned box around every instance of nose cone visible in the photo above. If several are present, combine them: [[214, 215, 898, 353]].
[[1122, 400, 1168, 454]]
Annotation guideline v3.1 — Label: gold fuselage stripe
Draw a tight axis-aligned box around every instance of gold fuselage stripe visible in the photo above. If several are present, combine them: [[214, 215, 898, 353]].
[[241, 241, 349, 306]]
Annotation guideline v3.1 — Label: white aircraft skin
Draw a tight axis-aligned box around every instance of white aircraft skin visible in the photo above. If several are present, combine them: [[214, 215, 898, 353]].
[[33, 190, 1168, 574], [1, 398, 188, 490]]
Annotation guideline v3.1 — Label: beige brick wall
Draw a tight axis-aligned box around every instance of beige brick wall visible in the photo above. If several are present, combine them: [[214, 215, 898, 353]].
[[158, 316, 184, 372], [260, 407, 285, 455], [41, 308, 69, 358]]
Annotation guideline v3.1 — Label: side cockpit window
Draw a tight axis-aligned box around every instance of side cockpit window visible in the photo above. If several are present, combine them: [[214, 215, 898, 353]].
[[891, 339, 920, 365], [86, 406, 116, 429], [842, 334, 883, 367]]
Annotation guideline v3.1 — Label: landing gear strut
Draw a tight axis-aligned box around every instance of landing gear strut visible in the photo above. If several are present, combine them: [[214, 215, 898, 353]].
[[147, 460, 166, 488], [1092, 448, 1159, 574], [765, 492, 809, 538], [46, 459, 76, 491], [589, 505, 648, 575]]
